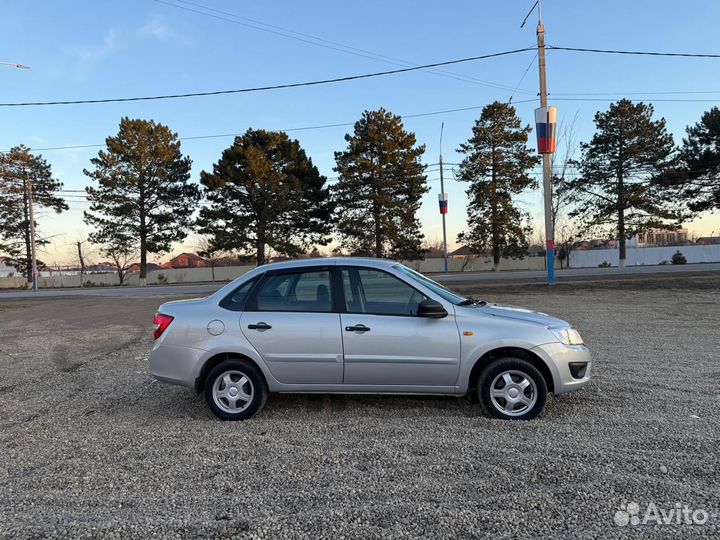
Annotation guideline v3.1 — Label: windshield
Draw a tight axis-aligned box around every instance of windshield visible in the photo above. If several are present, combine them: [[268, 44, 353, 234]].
[[393, 264, 469, 305]]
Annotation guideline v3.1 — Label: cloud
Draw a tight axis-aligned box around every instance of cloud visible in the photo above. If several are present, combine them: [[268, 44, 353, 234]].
[[51, 29, 119, 82], [138, 15, 172, 41]]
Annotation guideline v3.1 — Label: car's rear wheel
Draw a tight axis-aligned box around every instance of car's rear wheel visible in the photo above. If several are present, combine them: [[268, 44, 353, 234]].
[[204, 359, 267, 421], [478, 357, 547, 420]]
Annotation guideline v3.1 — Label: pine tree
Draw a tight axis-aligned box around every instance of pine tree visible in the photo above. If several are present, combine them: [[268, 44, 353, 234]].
[[566, 100, 677, 266], [198, 129, 333, 266], [675, 107, 720, 213], [84, 118, 199, 285], [456, 101, 539, 270], [0, 146, 67, 279], [333, 108, 428, 259]]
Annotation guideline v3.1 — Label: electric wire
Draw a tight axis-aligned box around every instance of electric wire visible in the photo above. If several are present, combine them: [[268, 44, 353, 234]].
[[0, 47, 535, 107]]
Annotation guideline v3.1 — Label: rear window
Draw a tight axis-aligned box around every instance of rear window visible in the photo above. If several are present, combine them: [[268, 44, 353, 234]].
[[219, 277, 258, 312]]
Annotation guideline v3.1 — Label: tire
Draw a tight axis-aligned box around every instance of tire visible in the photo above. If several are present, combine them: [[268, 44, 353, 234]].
[[477, 357, 547, 420], [204, 359, 268, 421]]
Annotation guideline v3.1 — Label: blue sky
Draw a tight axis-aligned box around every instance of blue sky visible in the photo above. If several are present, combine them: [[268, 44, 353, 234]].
[[3, 0, 720, 265]]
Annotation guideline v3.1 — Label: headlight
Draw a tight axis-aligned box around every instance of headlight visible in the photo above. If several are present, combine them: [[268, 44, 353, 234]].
[[550, 327, 584, 346]]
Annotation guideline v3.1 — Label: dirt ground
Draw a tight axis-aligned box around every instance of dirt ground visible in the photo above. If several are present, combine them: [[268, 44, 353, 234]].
[[0, 275, 719, 539]]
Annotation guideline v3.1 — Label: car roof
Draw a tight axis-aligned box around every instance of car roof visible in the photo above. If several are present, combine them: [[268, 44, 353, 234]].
[[260, 257, 398, 270]]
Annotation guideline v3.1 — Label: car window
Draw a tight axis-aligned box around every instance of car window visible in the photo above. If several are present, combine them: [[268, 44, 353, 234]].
[[219, 277, 257, 311], [255, 270, 332, 313], [341, 267, 425, 316]]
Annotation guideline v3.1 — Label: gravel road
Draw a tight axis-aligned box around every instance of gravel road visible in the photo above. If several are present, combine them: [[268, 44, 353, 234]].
[[0, 277, 718, 539]]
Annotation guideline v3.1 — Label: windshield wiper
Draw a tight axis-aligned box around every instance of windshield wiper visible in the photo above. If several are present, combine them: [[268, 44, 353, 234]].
[[458, 297, 487, 306]]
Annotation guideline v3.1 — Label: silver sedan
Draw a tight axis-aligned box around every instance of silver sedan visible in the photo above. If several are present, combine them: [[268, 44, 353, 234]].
[[150, 258, 591, 420]]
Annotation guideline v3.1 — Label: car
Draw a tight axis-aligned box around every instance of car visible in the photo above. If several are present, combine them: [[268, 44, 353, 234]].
[[149, 257, 591, 421]]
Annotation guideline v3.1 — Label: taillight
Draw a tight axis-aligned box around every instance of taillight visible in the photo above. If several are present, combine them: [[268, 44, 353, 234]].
[[153, 313, 174, 340]]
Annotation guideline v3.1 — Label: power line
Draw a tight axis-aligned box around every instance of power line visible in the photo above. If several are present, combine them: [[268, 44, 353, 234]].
[[548, 45, 720, 59], [508, 52, 537, 103], [552, 90, 720, 96], [0, 47, 535, 107], [157, 0, 536, 94], [552, 97, 720, 103], [5, 100, 537, 153]]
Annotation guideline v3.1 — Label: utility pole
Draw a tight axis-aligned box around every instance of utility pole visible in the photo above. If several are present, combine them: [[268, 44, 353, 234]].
[[535, 1, 556, 285], [25, 175, 38, 291], [438, 123, 449, 273], [77, 241, 86, 287]]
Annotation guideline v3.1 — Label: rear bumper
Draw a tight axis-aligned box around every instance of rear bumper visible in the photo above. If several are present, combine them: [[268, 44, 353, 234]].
[[149, 344, 206, 389], [531, 342, 592, 395]]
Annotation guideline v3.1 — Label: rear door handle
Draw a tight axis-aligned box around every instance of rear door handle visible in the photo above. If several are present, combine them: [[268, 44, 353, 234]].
[[248, 322, 272, 330], [345, 324, 370, 332]]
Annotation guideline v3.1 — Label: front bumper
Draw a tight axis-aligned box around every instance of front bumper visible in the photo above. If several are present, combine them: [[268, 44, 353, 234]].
[[531, 342, 592, 395]]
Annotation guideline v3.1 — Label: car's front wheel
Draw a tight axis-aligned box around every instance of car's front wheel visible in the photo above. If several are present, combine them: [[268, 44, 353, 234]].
[[204, 359, 268, 421], [478, 357, 547, 420]]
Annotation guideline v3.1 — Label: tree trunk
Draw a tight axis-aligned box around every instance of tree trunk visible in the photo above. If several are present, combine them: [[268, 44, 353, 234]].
[[256, 239, 266, 266], [211, 261, 216, 282], [618, 170, 626, 268], [490, 146, 500, 271], [618, 208, 626, 267], [139, 183, 148, 286], [373, 201, 382, 258], [372, 172, 382, 258], [617, 129, 626, 268], [139, 246, 147, 286], [22, 185, 32, 285]]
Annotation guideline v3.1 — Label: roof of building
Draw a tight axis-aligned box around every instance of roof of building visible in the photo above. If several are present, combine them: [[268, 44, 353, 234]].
[[449, 246, 475, 256], [170, 252, 207, 261]]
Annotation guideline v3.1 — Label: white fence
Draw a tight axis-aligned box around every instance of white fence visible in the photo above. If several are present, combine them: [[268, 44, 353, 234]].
[[1, 246, 717, 289], [0, 258, 554, 289], [569, 244, 720, 268]]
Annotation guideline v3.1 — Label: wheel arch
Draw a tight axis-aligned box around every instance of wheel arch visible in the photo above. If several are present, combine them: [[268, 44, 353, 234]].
[[467, 346, 555, 401], [194, 352, 267, 393]]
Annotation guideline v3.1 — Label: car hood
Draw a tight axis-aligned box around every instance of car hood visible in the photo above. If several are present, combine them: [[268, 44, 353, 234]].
[[461, 303, 568, 327]]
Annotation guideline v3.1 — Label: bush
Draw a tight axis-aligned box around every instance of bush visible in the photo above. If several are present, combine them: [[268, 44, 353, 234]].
[[671, 251, 687, 265], [156, 272, 168, 284], [598, 261, 611, 268], [659, 260, 669, 265]]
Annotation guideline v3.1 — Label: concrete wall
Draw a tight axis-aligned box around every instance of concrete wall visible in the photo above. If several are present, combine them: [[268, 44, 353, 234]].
[[403, 256, 555, 273], [0, 258, 551, 289], [2, 246, 717, 289], [569, 245, 720, 268], [0, 265, 256, 289]]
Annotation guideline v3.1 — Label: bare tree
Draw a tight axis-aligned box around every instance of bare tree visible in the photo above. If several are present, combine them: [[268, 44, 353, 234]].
[[194, 235, 225, 282], [551, 112, 582, 269], [103, 242, 137, 285]]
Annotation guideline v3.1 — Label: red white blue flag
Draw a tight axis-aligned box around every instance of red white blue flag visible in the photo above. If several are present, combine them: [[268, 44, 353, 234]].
[[534, 106, 557, 154], [438, 192, 448, 214]]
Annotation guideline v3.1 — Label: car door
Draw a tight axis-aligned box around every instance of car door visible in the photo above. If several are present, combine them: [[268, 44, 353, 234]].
[[339, 266, 461, 386], [240, 266, 343, 384]]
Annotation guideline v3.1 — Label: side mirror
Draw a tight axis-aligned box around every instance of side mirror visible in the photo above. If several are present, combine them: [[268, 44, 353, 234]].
[[417, 298, 448, 319]]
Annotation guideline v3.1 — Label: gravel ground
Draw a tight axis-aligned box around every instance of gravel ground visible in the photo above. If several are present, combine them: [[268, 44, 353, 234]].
[[0, 277, 719, 539]]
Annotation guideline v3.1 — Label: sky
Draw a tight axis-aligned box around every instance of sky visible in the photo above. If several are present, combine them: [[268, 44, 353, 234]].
[[3, 0, 720, 266]]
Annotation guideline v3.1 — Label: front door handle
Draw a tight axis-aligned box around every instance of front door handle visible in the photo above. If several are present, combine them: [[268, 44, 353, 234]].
[[248, 322, 272, 330], [345, 324, 370, 332]]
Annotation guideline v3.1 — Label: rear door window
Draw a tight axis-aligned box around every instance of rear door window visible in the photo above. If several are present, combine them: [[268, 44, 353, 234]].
[[253, 270, 332, 313]]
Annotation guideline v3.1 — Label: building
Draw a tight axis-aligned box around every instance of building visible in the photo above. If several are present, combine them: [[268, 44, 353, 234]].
[[448, 246, 477, 259], [0, 257, 18, 278], [633, 228, 689, 247], [127, 262, 162, 273], [696, 236, 720, 245], [166, 252, 208, 269]]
